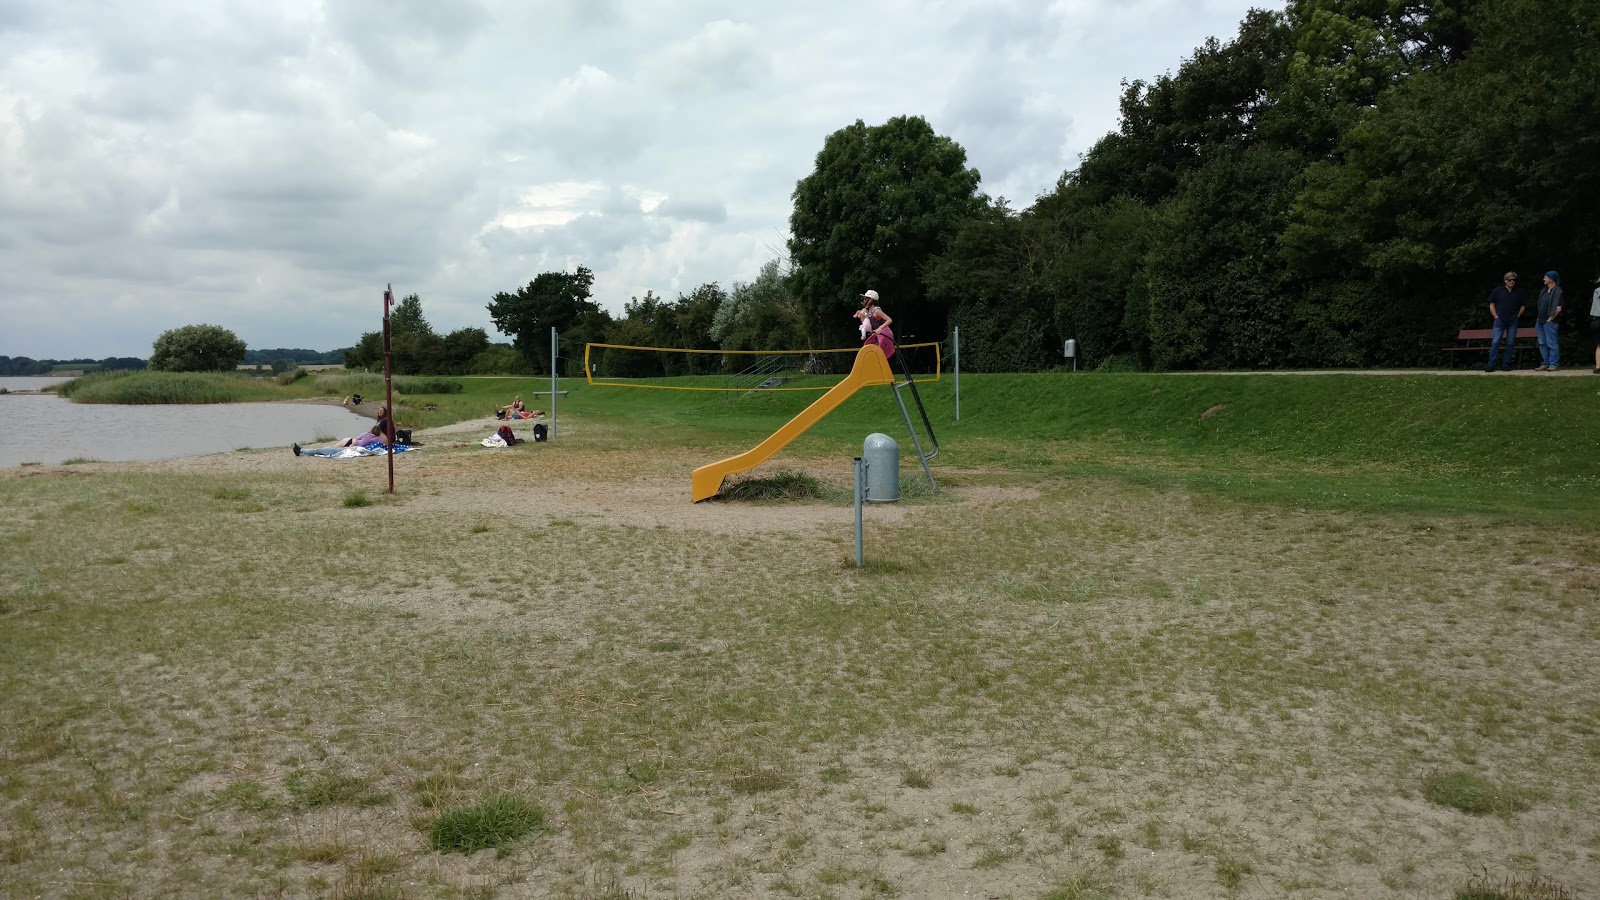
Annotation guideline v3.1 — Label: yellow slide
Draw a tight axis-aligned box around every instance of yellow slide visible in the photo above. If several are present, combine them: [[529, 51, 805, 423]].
[[692, 344, 897, 502]]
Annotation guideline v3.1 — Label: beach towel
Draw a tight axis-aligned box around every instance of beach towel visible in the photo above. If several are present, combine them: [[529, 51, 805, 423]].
[[299, 445, 416, 459]]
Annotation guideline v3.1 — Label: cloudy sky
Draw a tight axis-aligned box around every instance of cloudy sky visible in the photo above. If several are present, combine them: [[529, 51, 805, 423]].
[[0, 0, 1278, 359]]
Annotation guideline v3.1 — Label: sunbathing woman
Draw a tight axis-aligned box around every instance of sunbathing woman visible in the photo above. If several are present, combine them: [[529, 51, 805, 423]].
[[497, 395, 541, 420], [293, 425, 384, 456]]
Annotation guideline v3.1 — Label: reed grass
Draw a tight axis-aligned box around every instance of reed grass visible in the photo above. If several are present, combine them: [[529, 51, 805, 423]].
[[57, 370, 291, 404]]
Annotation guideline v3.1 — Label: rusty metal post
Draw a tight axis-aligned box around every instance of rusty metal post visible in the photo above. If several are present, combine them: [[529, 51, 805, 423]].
[[383, 285, 395, 494]]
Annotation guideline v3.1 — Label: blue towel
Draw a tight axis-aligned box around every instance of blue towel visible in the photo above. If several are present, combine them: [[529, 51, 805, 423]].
[[300, 445, 415, 458]]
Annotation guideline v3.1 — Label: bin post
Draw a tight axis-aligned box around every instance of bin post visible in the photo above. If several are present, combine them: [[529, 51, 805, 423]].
[[863, 433, 899, 503]]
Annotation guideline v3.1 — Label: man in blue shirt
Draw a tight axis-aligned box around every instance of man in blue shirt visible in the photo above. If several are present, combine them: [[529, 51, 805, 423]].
[[1486, 271, 1525, 372], [1535, 271, 1565, 371]]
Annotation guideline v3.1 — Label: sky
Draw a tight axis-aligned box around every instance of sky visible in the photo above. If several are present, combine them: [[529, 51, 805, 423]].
[[0, 0, 1280, 359]]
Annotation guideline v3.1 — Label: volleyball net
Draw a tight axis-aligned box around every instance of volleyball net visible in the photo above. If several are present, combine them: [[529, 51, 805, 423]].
[[582, 342, 942, 393]]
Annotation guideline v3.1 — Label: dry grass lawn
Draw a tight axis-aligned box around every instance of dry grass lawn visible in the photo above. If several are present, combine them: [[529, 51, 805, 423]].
[[2, 414, 1597, 899]]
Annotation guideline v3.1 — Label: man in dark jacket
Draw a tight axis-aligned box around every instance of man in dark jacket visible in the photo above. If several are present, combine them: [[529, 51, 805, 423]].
[[1535, 271, 1565, 371], [1485, 272, 1525, 372]]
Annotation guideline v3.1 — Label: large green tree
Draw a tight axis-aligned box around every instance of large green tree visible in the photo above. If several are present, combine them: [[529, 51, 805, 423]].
[[788, 115, 985, 346], [487, 267, 610, 374], [149, 324, 247, 372]]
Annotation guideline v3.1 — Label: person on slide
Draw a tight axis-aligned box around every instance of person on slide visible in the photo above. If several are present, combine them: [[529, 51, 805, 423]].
[[855, 289, 895, 359]]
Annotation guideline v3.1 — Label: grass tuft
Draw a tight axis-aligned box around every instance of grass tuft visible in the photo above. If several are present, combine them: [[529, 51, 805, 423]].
[[343, 490, 373, 508], [716, 472, 837, 502], [1423, 771, 1529, 816], [427, 795, 544, 854], [1456, 870, 1576, 899], [1044, 873, 1112, 900], [286, 771, 389, 809], [900, 769, 932, 789], [730, 768, 788, 795]]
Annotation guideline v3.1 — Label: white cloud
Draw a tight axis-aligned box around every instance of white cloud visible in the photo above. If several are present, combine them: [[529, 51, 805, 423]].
[[0, 0, 1281, 357]]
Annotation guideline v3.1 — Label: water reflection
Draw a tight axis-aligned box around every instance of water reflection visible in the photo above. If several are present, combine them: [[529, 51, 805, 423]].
[[0, 385, 374, 467]]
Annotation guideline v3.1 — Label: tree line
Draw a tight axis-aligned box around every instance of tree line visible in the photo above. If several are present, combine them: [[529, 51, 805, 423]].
[[464, 0, 1596, 375], [0, 356, 146, 376]]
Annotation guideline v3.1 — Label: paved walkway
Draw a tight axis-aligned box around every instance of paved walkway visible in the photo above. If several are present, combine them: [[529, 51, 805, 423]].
[[1176, 367, 1596, 377]]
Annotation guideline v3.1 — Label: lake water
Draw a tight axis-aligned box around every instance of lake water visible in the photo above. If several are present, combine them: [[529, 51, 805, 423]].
[[0, 377, 373, 467]]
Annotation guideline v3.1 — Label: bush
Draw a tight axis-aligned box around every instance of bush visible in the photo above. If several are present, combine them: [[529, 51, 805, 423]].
[[149, 324, 247, 372], [274, 367, 308, 385]]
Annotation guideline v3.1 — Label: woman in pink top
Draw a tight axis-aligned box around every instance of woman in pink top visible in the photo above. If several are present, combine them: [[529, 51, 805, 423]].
[[856, 289, 895, 359]]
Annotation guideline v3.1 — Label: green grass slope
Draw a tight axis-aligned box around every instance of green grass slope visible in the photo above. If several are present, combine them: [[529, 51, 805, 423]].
[[538, 371, 1599, 521]]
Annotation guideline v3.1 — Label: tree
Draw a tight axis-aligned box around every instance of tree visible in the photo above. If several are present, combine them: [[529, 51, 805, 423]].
[[487, 267, 604, 373], [711, 261, 807, 353], [343, 332, 384, 371], [439, 328, 491, 375], [1074, 9, 1295, 206], [149, 324, 247, 372], [788, 116, 986, 345]]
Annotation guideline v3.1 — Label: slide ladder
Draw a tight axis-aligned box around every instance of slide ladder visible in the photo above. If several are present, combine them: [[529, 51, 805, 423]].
[[890, 347, 939, 492]]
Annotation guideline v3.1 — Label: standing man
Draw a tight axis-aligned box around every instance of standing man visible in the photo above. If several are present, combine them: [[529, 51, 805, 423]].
[[1535, 271, 1564, 371], [1589, 275, 1600, 375], [1485, 271, 1525, 372]]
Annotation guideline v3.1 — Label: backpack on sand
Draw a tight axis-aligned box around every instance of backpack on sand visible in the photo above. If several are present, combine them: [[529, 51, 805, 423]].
[[532, 423, 548, 442]]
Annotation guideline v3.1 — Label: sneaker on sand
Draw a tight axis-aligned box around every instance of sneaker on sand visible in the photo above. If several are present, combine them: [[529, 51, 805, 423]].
[[1484, 367, 1496, 373], [1548, 366, 1558, 372], [1535, 365, 1549, 371]]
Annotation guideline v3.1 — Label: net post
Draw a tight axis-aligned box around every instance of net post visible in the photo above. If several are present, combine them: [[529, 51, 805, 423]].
[[953, 326, 960, 421]]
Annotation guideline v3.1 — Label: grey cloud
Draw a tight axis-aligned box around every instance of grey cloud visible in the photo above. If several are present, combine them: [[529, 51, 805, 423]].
[[644, 20, 770, 94], [942, 70, 1073, 201], [326, 0, 490, 75], [501, 65, 663, 171], [657, 197, 727, 224], [479, 187, 671, 269]]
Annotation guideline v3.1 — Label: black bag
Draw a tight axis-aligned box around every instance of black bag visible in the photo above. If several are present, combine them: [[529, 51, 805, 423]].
[[395, 429, 412, 445], [532, 423, 548, 442]]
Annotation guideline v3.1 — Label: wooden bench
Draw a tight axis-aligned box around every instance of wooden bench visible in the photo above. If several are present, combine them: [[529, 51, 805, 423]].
[[1444, 327, 1537, 369]]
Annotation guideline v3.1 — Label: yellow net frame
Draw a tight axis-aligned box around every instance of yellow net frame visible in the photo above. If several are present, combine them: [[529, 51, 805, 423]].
[[583, 342, 942, 392]]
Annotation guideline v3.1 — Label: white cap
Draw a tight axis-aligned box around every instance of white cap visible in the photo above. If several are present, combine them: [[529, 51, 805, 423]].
[[861, 289, 879, 302]]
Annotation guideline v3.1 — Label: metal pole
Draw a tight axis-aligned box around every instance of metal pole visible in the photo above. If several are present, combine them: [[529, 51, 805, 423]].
[[853, 457, 864, 568], [953, 326, 960, 422], [382, 285, 395, 494], [549, 327, 558, 442]]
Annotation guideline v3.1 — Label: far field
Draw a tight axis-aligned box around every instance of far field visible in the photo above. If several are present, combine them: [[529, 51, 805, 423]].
[[1, 370, 1596, 899]]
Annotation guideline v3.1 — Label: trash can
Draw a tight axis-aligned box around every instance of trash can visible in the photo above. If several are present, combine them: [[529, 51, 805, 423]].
[[863, 433, 899, 503]]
